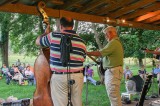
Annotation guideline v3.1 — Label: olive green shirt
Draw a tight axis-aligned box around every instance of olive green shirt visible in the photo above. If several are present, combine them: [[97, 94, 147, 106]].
[[99, 37, 123, 69]]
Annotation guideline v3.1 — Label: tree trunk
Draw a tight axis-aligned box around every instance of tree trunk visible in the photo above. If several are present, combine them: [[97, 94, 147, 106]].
[[138, 58, 143, 67], [91, 23, 103, 49], [56, 18, 60, 32], [152, 59, 156, 67], [73, 20, 79, 31], [1, 32, 9, 67], [92, 23, 104, 84], [1, 17, 10, 67]]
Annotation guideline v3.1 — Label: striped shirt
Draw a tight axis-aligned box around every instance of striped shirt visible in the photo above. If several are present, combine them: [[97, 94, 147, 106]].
[[40, 30, 86, 72]]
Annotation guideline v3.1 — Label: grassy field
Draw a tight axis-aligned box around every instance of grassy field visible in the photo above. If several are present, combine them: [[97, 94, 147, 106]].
[[0, 54, 158, 106]]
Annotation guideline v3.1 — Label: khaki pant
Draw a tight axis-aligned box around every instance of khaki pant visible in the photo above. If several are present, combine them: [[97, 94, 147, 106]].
[[12, 73, 23, 84], [105, 66, 123, 106], [50, 73, 83, 106]]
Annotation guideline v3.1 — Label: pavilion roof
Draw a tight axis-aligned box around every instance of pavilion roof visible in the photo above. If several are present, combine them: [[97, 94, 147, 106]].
[[0, 0, 160, 30]]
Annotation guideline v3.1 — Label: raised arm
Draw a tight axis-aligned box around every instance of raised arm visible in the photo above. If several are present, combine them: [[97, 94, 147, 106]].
[[145, 49, 160, 55]]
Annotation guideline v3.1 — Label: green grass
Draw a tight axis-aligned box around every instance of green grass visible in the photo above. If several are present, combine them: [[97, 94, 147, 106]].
[[0, 70, 158, 106], [0, 78, 35, 99], [0, 54, 158, 105]]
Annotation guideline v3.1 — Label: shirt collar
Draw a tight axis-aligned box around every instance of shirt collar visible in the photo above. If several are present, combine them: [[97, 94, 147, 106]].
[[64, 30, 76, 34], [110, 37, 119, 42]]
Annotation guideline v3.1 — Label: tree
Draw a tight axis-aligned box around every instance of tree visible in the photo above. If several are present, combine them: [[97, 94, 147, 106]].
[[9, 13, 56, 56], [119, 27, 160, 66], [77, 22, 106, 83], [0, 12, 56, 66], [0, 12, 13, 66]]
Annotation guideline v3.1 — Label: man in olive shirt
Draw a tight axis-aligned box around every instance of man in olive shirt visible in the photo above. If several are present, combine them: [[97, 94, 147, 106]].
[[87, 26, 123, 106]]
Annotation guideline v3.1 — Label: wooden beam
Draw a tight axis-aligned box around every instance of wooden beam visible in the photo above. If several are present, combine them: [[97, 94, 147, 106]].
[[153, 21, 160, 25], [47, 0, 83, 9], [60, 0, 82, 10], [0, 3, 60, 18], [59, 10, 160, 30], [0, 3, 160, 30], [95, 0, 134, 15], [0, 0, 17, 6], [79, 0, 108, 13], [120, 2, 160, 20], [49, 0, 64, 5], [135, 9, 160, 22], [73, 4, 83, 8], [143, 14, 160, 23], [59, 10, 104, 23], [107, 0, 156, 18]]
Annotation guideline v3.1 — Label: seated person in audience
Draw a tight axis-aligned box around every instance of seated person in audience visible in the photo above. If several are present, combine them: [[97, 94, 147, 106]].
[[153, 64, 160, 74], [25, 66, 34, 78], [1, 64, 9, 76], [138, 65, 146, 80], [12, 66, 24, 85], [24, 66, 34, 85], [6, 71, 12, 85], [18, 63, 26, 76], [18, 63, 25, 73], [153, 64, 160, 82], [26, 64, 34, 73], [86, 65, 100, 86], [9, 64, 15, 76], [124, 66, 133, 80], [1, 64, 12, 84]]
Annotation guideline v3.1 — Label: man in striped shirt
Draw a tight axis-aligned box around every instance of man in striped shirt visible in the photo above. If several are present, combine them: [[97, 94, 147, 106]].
[[36, 17, 86, 106]]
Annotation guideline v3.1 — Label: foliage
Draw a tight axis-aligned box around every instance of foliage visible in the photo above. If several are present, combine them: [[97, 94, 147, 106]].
[[0, 12, 159, 64], [119, 27, 160, 59], [79, 33, 98, 51], [9, 14, 43, 56], [0, 12, 56, 56], [78, 22, 106, 50]]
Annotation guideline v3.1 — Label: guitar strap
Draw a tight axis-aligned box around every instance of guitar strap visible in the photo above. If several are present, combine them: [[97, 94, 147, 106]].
[[136, 74, 153, 106]]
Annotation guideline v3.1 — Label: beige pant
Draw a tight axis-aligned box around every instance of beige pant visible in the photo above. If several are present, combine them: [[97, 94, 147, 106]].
[[105, 66, 123, 106], [12, 73, 23, 84], [50, 73, 83, 106]]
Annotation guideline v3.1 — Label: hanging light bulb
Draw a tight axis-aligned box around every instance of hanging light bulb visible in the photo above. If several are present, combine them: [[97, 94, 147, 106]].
[[122, 19, 126, 23], [106, 17, 110, 22]]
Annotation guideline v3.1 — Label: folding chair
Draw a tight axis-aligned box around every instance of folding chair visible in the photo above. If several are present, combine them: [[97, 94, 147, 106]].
[[21, 98, 30, 106]]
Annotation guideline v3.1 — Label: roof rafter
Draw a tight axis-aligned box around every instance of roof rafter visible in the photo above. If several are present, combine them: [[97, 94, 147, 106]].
[[95, 0, 134, 15], [121, 3, 160, 20], [153, 21, 160, 25], [107, 0, 156, 18], [135, 9, 160, 22], [143, 14, 160, 23], [0, 3, 160, 30], [48, 0, 64, 5], [79, 0, 109, 13], [60, 0, 82, 10]]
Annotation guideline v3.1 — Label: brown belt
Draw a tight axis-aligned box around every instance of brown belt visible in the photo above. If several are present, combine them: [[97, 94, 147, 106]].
[[51, 70, 83, 74], [105, 65, 122, 70]]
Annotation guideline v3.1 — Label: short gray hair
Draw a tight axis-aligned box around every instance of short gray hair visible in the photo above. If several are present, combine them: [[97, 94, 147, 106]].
[[103, 26, 117, 34]]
